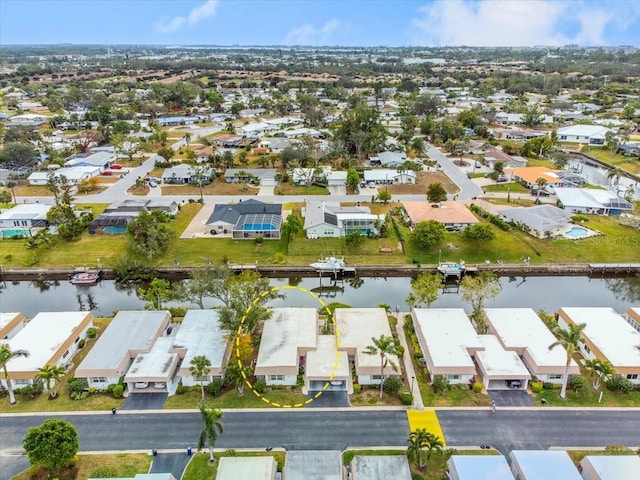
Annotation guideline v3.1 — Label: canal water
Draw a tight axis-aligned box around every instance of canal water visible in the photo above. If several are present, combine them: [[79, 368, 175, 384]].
[[0, 275, 638, 318]]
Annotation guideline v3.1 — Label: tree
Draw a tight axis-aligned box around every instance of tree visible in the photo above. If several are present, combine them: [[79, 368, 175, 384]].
[[607, 167, 623, 191], [534, 177, 548, 204], [0, 189, 12, 204], [522, 103, 543, 127], [190, 355, 212, 402], [584, 359, 616, 391], [411, 94, 442, 117], [333, 105, 387, 159], [344, 228, 365, 248], [460, 271, 501, 334], [35, 364, 66, 398], [407, 429, 443, 470], [426, 182, 447, 203], [23, 418, 79, 476], [138, 278, 172, 310], [413, 220, 445, 250], [406, 272, 441, 308], [411, 137, 426, 157], [364, 334, 404, 399], [111, 133, 140, 162], [197, 404, 223, 462], [224, 362, 253, 396], [178, 266, 219, 309], [126, 209, 175, 260], [549, 322, 586, 399], [346, 167, 360, 191], [281, 213, 303, 253], [0, 142, 39, 166], [5, 180, 17, 204], [377, 188, 392, 204], [461, 224, 495, 241], [605, 130, 619, 156], [1, 343, 30, 404], [190, 164, 211, 202]]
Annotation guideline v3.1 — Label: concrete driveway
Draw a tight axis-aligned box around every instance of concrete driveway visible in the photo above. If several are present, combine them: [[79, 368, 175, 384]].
[[328, 185, 346, 196], [122, 392, 168, 410], [150, 452, 192, 479], [305, 390, 350, 408], [258, 185, 275, 196], [488, 390, 534, 407]]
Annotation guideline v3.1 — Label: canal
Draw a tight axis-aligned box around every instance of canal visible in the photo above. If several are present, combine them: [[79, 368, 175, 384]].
[[1, 275, 638, 317]]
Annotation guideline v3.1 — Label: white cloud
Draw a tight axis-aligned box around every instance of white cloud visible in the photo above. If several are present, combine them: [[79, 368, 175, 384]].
[[283, 19, 347, 45], [154, 0, 219, 34], [410, 0, 640, 47]]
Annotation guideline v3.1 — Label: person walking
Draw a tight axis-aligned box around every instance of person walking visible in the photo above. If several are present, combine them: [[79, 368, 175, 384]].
[[491, 400, 496, 413]]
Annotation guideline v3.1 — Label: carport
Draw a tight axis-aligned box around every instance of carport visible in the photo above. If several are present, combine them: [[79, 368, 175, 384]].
[[474, 336, 531, 391], [305, 335, 352, 394], [123, 337, 179, 395]]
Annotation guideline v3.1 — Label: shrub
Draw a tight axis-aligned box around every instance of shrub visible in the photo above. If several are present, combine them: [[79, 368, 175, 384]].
[[255, 236, 264, 245], [68, 378, 88, 395], [253, 379, 268, 394], [77, 338, 86, 349], [175, 383, 186, 395], [86, 327, 98, 338], [571, 214, 589, 223], [18, 382, 44, 400], [112, 384, 124, 398], [570, 375, 588, 394], [206, 379, 223, 396], [353, 384, 362, 394], [432, 375, 449, 394], [604, 444, 635, 455], [530, 381, 543, 394], [607, 375, 633, 393], [472, 381, 483, 394], [542, 382, 555, 390], [383, 376, 404, 396], [400, 392, 413, 405], [168, 307, 187, 318]]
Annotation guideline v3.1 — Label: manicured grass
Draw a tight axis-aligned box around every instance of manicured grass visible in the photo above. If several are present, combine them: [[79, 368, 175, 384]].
[[387, 171, 460, 195], [274, 183, 328, 195], [483, 182, 529, 193], [582, 146, 640, 174], [162, 178, 259, 196], [11, 185, 53, 197], [532, 385, 640, 407], [350, 385, 405, 406], [524, 157, 554, 168], [182, 451, 286, 480], [165, 387, 309, 409]]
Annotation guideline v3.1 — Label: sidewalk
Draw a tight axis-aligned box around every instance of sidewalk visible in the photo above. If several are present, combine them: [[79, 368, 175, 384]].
[[395, 312, 424, 410]]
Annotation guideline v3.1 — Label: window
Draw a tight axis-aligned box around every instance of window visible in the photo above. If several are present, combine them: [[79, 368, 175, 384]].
[[74, 336, 80, 344], [15, 379, 30, 385], [583, 345, 591, 354], [269, 375, 284, 381], [62, 350, 69, 359], [627, 374, 638, 380], [548, 374, 563, 381], [195, 375, 210, 382], [90, 377, 107, 383], [445, 374, 460, 381], [371, 375, 383, 380]]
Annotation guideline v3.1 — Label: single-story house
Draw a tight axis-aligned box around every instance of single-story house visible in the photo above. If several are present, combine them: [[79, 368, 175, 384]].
[[75, 310, 171, 392], [335, 308, 400, 385], [28, 166, 101, 185], [254, 308, 318, 386], [303, 201, 380, 238], [237, 122, 273, 137], [291, 166, 331, 185], [554, 188, 633, 216], [238, 108, 266, 118], [509, 450, 582, 480], [448, 455, 514, 480], [216, 457, 277, 480], [369, 151, 407, 168], [499, 129, 549, 142], [122, 334, 180, 395], [350, 455, 412, 480], [264, 116, 300, 128], [412, 308, 482, 385], [0, 312, 93, 392], [474, 335, 531, 390], [284, 451, 342, 480], [0, 204, 52, 237], [156, 116, 202, 126], [578, 455, 640, 480], [213, 134, 248, 148], [305, 334, 351, 394], [89, 200, 179, 234], [483, 148, 517, 169], [403, 201, 478, 231], [628, 308, 640, 333], [557, 125, 612, 145], [224, 168, 277, 186], [173, 310, 229, 387], [484, 308, 580, 383], [497, 205, 571, 238], [495, 112, 553, 125], [617, 142, 640, 156], [206, 199, 283, 239], [364, 169, 416, 185], [504, 166, 564, 189], [281, 127, 322, 138], [64, 150, 116, 170], [194, 145, 214, 163], [162, 164, 213, 184], [7, 113, 51, 127], [258, 137, 292, 153], [558, 307, 640, 385], [326, 170, 348, 186], [0, 312, 27, 340]]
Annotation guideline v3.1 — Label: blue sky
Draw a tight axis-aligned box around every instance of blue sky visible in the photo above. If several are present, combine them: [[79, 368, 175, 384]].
[[1, 0, 639, 47]]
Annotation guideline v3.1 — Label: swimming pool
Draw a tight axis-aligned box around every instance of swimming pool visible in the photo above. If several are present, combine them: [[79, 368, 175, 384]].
[[1, 228, 30, 239], [563, 226, 590, 239]]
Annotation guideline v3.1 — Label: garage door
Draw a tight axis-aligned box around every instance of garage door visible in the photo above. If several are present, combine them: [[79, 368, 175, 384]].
[[308, 380, 347, 391], [260, 178, 277, 186]]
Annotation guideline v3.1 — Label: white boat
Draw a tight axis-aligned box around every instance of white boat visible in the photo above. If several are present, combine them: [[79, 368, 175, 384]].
[[437, 261, 466, 277], [69, 269, 101, 285], [309, 256, 346, 272]]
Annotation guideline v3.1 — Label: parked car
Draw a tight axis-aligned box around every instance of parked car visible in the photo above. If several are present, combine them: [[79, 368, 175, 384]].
[[134, 382, 149, 389], [110, 164, 123, 170], [153, 382, 166, 389], [149, 181, 158, 188], [102, 170, 113, 176]]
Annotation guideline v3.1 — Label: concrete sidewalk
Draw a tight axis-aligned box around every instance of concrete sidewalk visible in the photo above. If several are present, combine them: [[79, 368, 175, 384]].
[[395, 312, 424, 410]]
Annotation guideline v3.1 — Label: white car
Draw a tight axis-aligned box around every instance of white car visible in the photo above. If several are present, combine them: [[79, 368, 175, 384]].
[[134, 382, 149, 389], [153, 382, 166, 389]]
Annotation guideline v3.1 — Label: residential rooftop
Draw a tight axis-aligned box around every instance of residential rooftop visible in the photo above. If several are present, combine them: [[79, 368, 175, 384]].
[[448, 455, 514, 480], [476, 335, 531, 378], [173, 310, 228, 372], [216, 456, 276, 480]]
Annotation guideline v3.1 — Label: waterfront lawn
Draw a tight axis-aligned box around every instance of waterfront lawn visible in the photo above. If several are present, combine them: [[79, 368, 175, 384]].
[[581, 146, 640, 174], [165, 386, 309, 409]]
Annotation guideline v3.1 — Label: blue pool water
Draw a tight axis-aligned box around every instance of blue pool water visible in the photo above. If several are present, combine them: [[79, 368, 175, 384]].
[[564, 226, 590, 239], [1, 228, 30, 239]]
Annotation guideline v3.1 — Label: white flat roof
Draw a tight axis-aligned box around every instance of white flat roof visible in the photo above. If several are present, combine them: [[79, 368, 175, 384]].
[[448, 455, 514, 480], [216, 456, 275, 480], [284, 451, 342, 480], [124, 337, 178, 381], [580, 455, 640, 480], [306, 335, 350, 380], [484, 308, 579, 370], [335, 308, 397, 370], [559, 307, 640, 367], [6, 312, 91, 372], [509, 451, 582, 480], [76, 311, 169, 373], [351, 455, 412, 480], [476, 335, 531, 378], [413, 309, 481, 368], [0, 312, 22, 331], [173, 310, 228, 369], [255, 308, 317, 369]]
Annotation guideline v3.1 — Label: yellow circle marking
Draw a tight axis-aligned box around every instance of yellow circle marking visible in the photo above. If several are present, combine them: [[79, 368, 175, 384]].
[[234, 285, 342, 408]]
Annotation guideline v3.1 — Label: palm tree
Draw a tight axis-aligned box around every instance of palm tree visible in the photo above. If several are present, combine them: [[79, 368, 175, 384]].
[[607, 167, 623, 192], [183, 132, 192, 147], [423, 431, 444, 465], [189, 355, 212, 402], [364, 334, 404, 399], [198, 404, 223, 463], [6, 181, 17, 204], [549, 322, 586, 399], [407, 429, 443, 470], [224, 363, 252, 396], [584, 359, 616, 391], [0, 343, 30, 405], [534, 177, 548, 204], [35, 364, 66, 398]]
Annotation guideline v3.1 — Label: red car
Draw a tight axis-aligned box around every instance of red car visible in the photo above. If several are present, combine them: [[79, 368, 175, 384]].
[[110, 163, 122, 170]]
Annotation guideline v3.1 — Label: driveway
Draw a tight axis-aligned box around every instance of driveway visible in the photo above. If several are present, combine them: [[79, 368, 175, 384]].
[[488, 390, 534, 407], [304, 390, 350, 408], [258, 185, 275, 196], [0, 455, 29, 480], [150, 452, 192, 479], [328, 185, 346, 196], [121, 392, 168, 410], [425, 144, 483, 200]]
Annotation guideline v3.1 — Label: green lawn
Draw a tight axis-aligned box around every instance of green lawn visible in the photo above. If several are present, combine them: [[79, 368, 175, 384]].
[[274, 184, 328, 195], [581, 146, 640, 174], [182, 451, 285, 480], [12, 453, 151, 480], [165, 387, 309, 409], [483, 182, 530, 193], [532, 387, 640, 407]]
